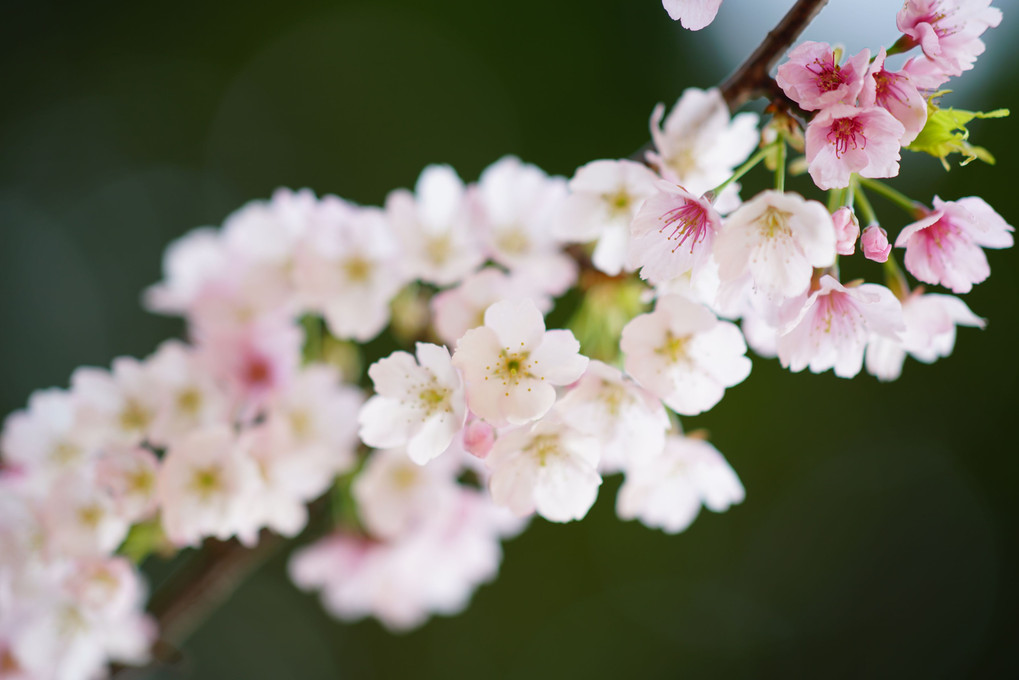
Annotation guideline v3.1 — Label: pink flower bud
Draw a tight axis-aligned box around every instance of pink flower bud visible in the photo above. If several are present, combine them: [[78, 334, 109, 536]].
[[861, 224, 892, 263], [832, 207, 860, 256], [463, 419, 495, 459]]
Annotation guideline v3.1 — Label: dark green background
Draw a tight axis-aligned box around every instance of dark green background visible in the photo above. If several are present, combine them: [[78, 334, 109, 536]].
[[2, 1, 1016, 677]]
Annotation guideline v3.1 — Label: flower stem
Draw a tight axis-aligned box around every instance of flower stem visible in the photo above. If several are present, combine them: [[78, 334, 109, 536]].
[[857, 177, 922, 216], [710, 143, 776, 197], [775, 139, 787, 192], [852, 178, 878, 226]]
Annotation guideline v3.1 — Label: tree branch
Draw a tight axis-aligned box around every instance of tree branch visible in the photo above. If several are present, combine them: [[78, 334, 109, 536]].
[[720, 0, 830, 109]]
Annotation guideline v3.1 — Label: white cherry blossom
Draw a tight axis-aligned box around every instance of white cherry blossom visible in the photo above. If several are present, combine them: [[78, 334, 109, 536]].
[[621, 294, 751, 416], [714, 190, 836, 300], [617, 433, 744, 533], [386, 164, 485, 286], [452, 299, 588, 426], [157, 425, 260, 547], [556, 159, 659, 276], [360, 343, 466, 465], [486, 414, 601, 523], [555, 360, 670, 473]]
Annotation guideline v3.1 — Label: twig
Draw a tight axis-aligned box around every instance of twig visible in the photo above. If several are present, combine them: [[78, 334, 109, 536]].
[[720, 0, 830, 110]]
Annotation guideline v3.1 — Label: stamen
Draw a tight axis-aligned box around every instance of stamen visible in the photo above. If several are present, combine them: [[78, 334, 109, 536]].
[[659, 200, 709, 253]]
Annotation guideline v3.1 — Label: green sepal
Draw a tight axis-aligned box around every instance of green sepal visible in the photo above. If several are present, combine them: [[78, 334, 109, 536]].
[[907, 92, 1009, 170]]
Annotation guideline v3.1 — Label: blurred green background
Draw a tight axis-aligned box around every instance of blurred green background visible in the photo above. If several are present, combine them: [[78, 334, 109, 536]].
[[1, 0, 1017, 677]]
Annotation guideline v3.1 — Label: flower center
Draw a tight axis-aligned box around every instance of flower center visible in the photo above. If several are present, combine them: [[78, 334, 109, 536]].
[[119, 399, 152, 433], [177, 388, 203, 415], [758, 206, 794, 239], [807, 55, 846, 92], [655, 331, 690, 362], [191, 466, 222, 499], [660, 199, 710, 253], [343, 256, 373, 283], [826, 117, 866, 158], [525, 434, 560, 466]]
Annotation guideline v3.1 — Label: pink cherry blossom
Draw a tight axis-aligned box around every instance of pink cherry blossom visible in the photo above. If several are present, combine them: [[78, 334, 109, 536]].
[[193, 315, 303, 418], [452, 299, 588, 427], [617, 433, 743, 534], [861, 225, 892, 262], [895, 196, 1014, 294], [359, 343, 467, 465], [462, 419, 495, 459], [805, 104, 906, 190], [860, 48, 928, 145], [143, 227, 226, 316], [714, 190, 836, 299], [832, 206, 860, 256], [777, 276, 904, 378], [627, 181, 722, 286], [620, 294, 751, 416], [897, 0, 1002, 82], [866, 291, 985, 381], [776, 42, 870, 111], [556, 159, 659, 276], [662, 0, 723, 30]]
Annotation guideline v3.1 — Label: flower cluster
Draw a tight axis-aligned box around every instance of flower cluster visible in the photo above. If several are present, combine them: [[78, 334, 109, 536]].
[[0, 1, 1013, 677]]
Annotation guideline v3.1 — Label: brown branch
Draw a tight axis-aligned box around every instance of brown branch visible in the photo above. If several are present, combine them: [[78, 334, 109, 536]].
[[631, 0, 828, 162], [719, 0, 830, 110]]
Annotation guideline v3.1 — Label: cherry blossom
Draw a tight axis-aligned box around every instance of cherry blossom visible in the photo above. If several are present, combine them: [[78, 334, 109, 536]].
[[647, 88, 759, 201], [832, 206, 860, 256], [776, 42, 869, 111], [430, 267, 553, 348], [385, 164, 484, 286], [556, 159, 659, 276], [866, 291, 985, 381], [69, 358, 162, 448], [897, 0, 1002, 82], [714, 190, 836, 300], [662, 0, 723, 31], [620, 294, 751, 416], [452, 299, 588, 427], [352, 446, 461, 540], [294, 201, 408, 342], [895, 196, 1014, 294], [777, 276, 904, 378], [617, 433, 744, 534], [360, 343, 467, 465], [157, 425, 260, 547], [627, 181, 722, 286], [554, 360, 670, 473], [473, 156, 576, 296], [860, 48, 928, 145], [805, 104, 906, 190], [485, 414, 601, 522], [861, 225, 892, 263]]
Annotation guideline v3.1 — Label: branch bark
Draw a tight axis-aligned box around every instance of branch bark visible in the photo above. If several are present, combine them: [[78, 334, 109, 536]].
[[720, 0, 831, 110]]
